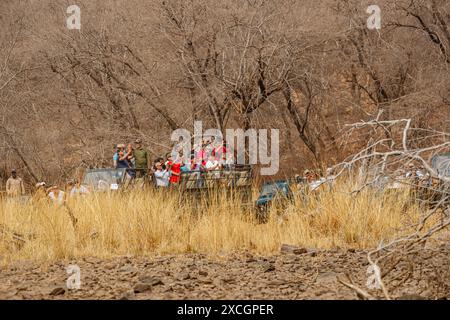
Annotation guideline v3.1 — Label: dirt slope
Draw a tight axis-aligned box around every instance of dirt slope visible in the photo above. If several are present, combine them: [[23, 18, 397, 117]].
[[0, 245, 448, 300]]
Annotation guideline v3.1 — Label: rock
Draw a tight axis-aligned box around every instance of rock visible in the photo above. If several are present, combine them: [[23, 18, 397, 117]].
[[397, 294, 427, 300], [420, 289, 434, 298], [138, 275, 164, 286], [262, 263, 276, 272], [267, 280, 284, 286], [176, 272, 190, 281], [49, 287, 65, 296], [133, 283, 152, 293], [316, 272, 340, 284], [199, 270, 208, 276], [308, 249, 320, 257], [186, 260, 195, 267], [221, 277, 236, 284], [118, 290, 135, 300], [17, 284, 28, 291], [280, 244, 307, 255], [21, 293, 33, 300], [314, 289, 330, 296], [120, 265, 137, 274], [104, 262, 116, 270], [82, 257, 94, 264], [163, 286, 174, 293], [294, 248, 308, 254], [120, 255, 133, 264], [200, 279, 213, 284]]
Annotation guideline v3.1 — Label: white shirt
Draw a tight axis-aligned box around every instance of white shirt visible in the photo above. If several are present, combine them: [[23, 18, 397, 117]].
[[154, 169, 170, 187], [48, 190, 65, 204], [205, 160, 219, 170], [224, 152, 234, 165], [309, 178, 326, 191], [70, 185, 89, 197]]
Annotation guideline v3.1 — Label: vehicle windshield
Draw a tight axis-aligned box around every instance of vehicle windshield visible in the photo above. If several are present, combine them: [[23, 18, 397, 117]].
[[82, 169, 127, 190], [260, 183, 288, 196]]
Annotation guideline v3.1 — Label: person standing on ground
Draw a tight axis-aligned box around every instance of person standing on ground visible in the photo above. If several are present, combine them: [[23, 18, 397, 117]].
[[6, 169, 25, 198], [133, 139, 150, 180]]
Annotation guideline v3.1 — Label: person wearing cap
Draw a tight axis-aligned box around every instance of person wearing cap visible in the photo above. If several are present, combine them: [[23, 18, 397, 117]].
[[36, 182, 46, 188], [33, 182, 48, 203], [133, 138, 150, 180], [303, 169, 316, 183], [6, 169, 25, 198]]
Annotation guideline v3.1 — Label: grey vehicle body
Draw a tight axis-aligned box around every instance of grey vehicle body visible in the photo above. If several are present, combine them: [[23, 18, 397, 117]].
[[81, 168, 128, 192], [255, 180, 296, 223], [178, 165, 253, 206], [431, 153, 450, 177]]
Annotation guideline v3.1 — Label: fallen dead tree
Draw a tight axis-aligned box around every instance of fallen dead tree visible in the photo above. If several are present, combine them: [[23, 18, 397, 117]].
[[332, 112, 450, 299]]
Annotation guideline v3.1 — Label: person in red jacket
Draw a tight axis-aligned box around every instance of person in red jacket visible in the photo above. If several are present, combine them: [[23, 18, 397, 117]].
[[167, 153, 182, 185]]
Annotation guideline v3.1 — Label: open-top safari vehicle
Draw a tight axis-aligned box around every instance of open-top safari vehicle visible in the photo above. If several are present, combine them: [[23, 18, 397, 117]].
[[178, 165, 253, 207], [253, 175, 330, 223], [415, 153, 450, 207], [373, 153, 450, 208], [255, 180, 295, 223], [81, 168, 129, 192]]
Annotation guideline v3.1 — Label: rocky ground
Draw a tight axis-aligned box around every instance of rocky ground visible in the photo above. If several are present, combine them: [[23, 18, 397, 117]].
[[0, 244, 448, 300]]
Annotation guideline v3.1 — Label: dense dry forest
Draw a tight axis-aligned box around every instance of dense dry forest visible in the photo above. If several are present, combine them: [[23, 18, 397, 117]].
[[0, 0, 449, 186]]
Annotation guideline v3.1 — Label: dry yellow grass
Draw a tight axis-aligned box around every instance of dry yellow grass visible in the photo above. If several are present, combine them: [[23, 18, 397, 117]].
[[0, 181, 422, 264]]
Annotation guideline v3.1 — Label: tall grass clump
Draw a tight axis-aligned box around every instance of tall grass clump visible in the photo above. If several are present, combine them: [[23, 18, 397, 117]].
[[0, 180, 422, 264]]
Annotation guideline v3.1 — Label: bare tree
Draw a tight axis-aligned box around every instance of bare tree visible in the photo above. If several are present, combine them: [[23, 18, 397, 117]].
[[332, 115, 449, 299]]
